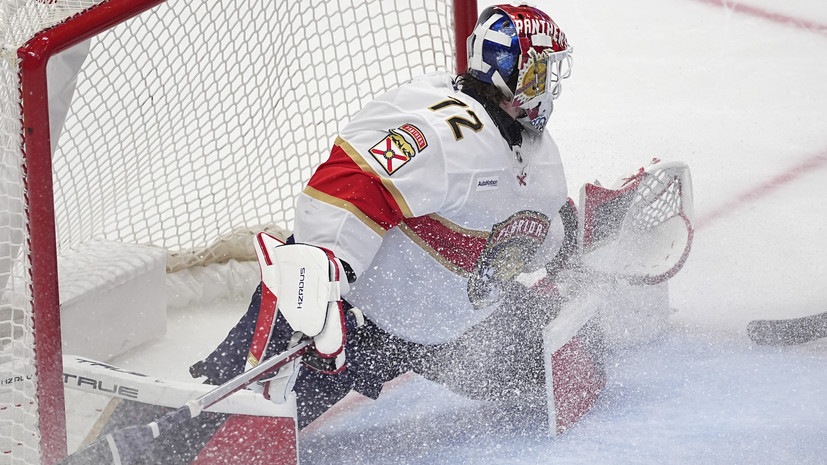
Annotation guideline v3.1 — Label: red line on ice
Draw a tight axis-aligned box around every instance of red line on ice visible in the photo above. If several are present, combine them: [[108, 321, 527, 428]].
[[696, 151, 827, 229], [691, 0, 827, 36], [689, 2, 827, 228]]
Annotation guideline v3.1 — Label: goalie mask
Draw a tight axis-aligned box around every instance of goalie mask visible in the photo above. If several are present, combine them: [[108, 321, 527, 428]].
[[467, 4, 573, 133]]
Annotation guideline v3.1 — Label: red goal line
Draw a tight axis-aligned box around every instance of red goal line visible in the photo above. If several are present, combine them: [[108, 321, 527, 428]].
[[691, 0, 827, 36], [696, 150, 827, 230]]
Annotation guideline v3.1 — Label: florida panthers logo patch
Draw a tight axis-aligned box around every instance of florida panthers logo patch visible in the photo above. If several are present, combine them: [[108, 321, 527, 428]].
[[467, 211, 551, 309], [369, 129, 415, 175], [398, 124, 428, 151], [369, 125, 428, 175]]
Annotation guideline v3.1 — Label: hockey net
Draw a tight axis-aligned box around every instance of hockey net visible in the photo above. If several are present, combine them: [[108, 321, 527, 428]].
[[0, 0, 475, 463]]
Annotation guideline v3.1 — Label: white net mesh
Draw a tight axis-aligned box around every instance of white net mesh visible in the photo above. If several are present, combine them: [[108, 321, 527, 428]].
[[628, 165, 694, 232], [55, 0, 456, 270], [1, 1, 56, 460], [0, 0, 459, 462]]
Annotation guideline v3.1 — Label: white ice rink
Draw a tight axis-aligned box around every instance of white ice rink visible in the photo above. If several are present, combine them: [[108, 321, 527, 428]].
[[105, 0, 827, 463]]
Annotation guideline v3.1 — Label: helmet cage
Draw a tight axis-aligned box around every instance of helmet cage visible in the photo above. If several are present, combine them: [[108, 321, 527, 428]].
[[513, 47, 573, 132], [467, 4, 572, 133]]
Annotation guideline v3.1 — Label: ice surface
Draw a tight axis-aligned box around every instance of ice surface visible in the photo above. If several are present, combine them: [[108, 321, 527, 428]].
[[300, 329, 827, 465], [102, 0, 827, 463]]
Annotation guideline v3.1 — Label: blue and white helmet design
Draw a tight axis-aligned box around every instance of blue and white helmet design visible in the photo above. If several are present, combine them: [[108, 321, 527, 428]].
[[467, 4, 573, 133]]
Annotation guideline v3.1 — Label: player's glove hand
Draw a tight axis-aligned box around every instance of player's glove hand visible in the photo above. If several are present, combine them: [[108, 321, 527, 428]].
[[253, 232, 350, 373]]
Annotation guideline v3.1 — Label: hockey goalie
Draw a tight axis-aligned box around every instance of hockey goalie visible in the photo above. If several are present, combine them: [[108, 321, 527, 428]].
[[62, 4, 693, 464], [186, 1, 693, 452]]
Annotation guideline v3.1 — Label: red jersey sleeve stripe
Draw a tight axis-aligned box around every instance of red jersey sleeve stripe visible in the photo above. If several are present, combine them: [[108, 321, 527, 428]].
[[335, 137, 414, 218], [303, 186, 388, 237], [305, 138, 408, 232], [399, 214, 489, 275]]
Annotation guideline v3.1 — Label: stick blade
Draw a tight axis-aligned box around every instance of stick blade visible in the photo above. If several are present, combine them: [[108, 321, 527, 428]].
[[57, 423, 155, 465], [747, 311, 827, 346], [57, 438, 116, 465], [60, 397, 299, 465]]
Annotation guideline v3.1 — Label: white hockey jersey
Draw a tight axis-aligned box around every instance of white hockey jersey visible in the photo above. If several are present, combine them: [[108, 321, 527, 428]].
[[293, 72, 568, 344]]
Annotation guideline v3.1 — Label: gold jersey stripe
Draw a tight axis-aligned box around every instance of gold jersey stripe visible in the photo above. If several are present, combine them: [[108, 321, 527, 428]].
[[424, 213, 490, 238], [398, 221, 472, 277], [302, 185, 388, 237], [335, 136, 415, 219], [398, 213, 488, 277]]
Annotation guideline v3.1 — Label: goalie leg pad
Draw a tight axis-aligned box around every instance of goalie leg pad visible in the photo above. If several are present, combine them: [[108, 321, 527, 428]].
[[291, 314, 434, 429], [190, 284, 289, 385], [544, 320, 606, 434], [542, 290, 608, 434], [414, 284, 562, 405]]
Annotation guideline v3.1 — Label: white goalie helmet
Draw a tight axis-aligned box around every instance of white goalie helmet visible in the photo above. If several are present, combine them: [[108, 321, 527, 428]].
[[467, 4, 573, 133]]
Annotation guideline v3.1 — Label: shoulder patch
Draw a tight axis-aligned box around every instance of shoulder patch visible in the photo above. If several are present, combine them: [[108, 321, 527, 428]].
[[369, 127, 423, 175], [398, 124, 428, 151]]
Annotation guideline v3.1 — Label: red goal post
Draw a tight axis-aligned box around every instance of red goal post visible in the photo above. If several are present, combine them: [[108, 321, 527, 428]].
[[1, 0, 478, 463]]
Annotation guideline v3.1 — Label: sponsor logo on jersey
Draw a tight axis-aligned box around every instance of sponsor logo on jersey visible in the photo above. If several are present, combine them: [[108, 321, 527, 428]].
[[476, 176, 499, 191], [369, 128, 418, 175]]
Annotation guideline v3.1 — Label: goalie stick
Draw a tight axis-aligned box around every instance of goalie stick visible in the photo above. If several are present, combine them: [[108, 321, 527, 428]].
[[747, 311, 827, 346], [57, 339, 311, 465]]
